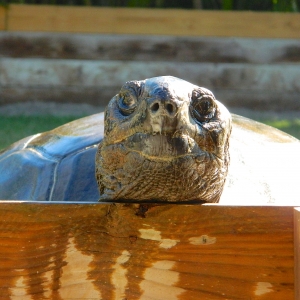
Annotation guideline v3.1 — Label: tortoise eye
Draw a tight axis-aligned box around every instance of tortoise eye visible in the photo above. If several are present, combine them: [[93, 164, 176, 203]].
[[117, 86, 140, 116], [118, 92, 137, 116], [191, 92, 215, 123]]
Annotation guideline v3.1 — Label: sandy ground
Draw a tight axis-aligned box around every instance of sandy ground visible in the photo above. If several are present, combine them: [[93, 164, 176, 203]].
[[0, 101, 298, 121]]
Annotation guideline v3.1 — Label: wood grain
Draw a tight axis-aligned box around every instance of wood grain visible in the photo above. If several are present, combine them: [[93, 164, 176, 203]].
[[295, 208, 300, 300], [0, 202, 294, 299], [5, 4, 300, 38], [1, 33, 300, 63], [0, 6, 5, 31]]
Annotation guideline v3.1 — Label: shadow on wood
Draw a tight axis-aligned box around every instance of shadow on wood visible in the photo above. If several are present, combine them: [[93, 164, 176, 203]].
[[0, 202, 294, 299], [294, 208, 300, 300]]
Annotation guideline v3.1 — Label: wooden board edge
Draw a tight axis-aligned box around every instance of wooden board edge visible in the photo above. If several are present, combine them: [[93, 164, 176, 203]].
[[294, 208, 300, 300], [4, 4, 300, 38]]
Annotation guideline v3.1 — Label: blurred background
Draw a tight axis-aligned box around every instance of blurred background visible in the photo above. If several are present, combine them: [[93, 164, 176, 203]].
[[0, 0, 299, 149], [2, 0, 300, 11]]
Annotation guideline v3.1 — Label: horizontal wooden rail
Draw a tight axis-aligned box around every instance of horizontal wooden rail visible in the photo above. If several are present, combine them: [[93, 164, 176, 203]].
[[0, 202, 295, 299], [0, 4, 299, 38], [1, 58, 300, 110]]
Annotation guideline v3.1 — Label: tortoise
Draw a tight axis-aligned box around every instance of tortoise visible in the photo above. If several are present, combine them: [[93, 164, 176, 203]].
[[0, 76, 299, 205]]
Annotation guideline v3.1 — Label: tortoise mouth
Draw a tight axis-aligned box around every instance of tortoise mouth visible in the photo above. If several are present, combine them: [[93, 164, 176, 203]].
[[122, 132, 202, 159]]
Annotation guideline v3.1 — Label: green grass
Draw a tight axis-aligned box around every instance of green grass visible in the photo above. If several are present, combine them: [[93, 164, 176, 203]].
[[0, 116, 81, 150], [0, 116, 299, 151], [261, 119, 300, 140]]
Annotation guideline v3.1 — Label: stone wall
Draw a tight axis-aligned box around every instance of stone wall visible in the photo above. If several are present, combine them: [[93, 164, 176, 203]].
[[1, 32, 300, 110]]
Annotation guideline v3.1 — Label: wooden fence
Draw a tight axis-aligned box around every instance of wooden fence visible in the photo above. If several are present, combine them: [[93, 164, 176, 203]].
[[0, 6, 300, 299], [0, 4, 300, 38], [0, 5, 300, 109]]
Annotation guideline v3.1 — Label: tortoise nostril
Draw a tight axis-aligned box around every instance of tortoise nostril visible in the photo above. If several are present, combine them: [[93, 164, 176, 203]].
[[166, 103, 174, 114], [150, 101, 177, 116], [151, 102, 160, 113]]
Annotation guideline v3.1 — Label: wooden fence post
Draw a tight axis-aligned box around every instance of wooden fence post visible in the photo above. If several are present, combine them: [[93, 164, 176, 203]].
[[294, 208, 300, 300]]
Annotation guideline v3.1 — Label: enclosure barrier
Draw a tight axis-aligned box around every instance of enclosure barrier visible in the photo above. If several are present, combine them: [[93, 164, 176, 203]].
[[0, 202, 299, 299], [0, 5, 299, 108], [0, 7, 299, 298], [0, 5, 300, 38]]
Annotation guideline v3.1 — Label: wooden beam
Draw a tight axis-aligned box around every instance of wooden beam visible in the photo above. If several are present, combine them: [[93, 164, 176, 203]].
[[6, 4, 300, 38], [0, 6, 6, 31], [0, 202, 294, 299], [295, 208, 300, 300]]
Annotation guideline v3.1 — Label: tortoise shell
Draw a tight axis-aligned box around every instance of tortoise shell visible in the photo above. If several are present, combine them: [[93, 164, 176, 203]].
[[0, 112, 299, 205]]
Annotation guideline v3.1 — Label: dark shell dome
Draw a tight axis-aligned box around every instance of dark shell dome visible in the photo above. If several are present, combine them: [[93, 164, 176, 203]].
[[0, 112, 299, 204]]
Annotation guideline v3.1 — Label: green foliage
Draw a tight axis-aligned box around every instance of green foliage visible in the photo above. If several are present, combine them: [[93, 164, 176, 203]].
[[3, 0, 299, 11], [222, 0, 233, 10]]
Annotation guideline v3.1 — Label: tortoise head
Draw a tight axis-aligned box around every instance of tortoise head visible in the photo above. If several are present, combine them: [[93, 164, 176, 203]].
[[96, 76, 232, 203]]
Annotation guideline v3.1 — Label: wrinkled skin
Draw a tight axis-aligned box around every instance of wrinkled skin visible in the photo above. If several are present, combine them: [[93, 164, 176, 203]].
[[96, 76, 232, 203]]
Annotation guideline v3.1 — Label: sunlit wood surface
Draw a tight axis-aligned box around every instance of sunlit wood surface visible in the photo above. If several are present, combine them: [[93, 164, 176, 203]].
[[0, 7, 5, 31], [0, 202, 294, 299], [1, 5, 299, 38]]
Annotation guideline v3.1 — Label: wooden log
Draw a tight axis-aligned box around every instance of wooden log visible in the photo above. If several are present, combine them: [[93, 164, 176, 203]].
[[1, 58, 300, 110], [1, 32, 300, 63], [0, 7, 5, 31], [5, 4, 300, 39], [0, 202, 294, 299]]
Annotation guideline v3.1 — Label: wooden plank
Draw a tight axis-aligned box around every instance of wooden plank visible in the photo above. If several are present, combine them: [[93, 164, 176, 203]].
[[0, 6, 6, 31], [0, 202, 294, 299], [295, 208, 300, 300], [2, 33, 300, 63], [6, 4, 300, 38], [1, 58, 300, 110]]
